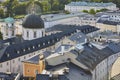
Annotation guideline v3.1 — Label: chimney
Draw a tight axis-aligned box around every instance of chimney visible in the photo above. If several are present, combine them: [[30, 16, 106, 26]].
[[85, 38, 87, 43], [39, 54, 44, 60], [61, 46, 65, 55], [63, 68, 69, 74]]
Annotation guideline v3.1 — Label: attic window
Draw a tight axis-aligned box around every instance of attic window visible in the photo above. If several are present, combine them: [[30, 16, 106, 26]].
[[17, 51, 20, 54], [28, 47, 30, 50], [23, 49, 25, 52], [48, 41, 50, 44], [33, 46, 35, 49], [7, 54, 10, 57], [43, 43, 45, 45], [52, 40, 54, 42], [38, 44, 40, 47]]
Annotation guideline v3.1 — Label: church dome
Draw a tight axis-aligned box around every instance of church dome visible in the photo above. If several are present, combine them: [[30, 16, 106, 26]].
[[22, 14, 44, 29]]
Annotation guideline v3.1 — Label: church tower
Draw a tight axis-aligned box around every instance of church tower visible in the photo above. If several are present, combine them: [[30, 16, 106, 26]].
[[2, 17, 15, 40]]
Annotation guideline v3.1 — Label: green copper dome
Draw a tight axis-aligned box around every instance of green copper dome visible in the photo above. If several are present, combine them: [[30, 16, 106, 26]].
[[4, 17, 15, 23], [0, 19, 4, 22]]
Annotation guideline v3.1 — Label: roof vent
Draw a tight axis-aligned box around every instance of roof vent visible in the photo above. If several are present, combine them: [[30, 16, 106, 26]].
[[75, 44, 84, 52], [63, 67, 69, 74], [61, 46, 65, 55]]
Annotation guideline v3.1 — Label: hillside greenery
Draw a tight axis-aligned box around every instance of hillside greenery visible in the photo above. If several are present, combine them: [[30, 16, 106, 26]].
[[0, 0, 119, 18]]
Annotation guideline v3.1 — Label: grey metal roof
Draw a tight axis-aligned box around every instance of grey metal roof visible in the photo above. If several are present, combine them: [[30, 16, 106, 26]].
[[36, 74, 69, 80], [0, 72, 17, 80], [23, 51, 51, 64], [0, 25, 99, 63], [55, 44, 72, 53], [65, 63, 91, 80], [67, 1, 115, 7], [97, 19, 120, 25], [36, 74, 50, 80], [46, 25, 99, 34], [69, 32, 86, 44], [74, 43, 114, 70], [107, 42, 120, 53], [44, 63, 91, 80], [22, 14, 44, 29]]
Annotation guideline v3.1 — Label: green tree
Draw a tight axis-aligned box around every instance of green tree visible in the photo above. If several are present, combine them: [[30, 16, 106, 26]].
[[82, 10, 88, 13], [41, 1, 50, 12], [64, 10, 70, 14], [89, 9, 96, 15], [14, 3, 27, 15], [0, 8, 4, 18], [52, 0, 59, 11], [3, 0, 19, 17]]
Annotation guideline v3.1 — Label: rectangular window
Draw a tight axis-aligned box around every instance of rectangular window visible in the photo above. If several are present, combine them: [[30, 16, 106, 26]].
[[7, 62, 9, 65], [18, 58, 20, 61], [27, 31, 29, 38], [34, 31, 37, 38], [0, 64, 2, 68], [12, 31, 14, 36], [13, 60, 15, 63]]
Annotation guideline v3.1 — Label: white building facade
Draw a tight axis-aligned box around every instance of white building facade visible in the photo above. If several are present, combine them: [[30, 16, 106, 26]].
[[1, 17, 16, 40], [65, 2, 117, 13]]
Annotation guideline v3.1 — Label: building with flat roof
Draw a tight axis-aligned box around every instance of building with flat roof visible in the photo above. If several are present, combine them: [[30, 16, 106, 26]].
[[65, 1, 117, 12]]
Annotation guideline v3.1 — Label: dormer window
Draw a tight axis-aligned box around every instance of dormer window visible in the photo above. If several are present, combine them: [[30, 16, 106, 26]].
[[17, 51, 20, 54], [33, 46, 35, 49], [7, 54, 9, 57], [52, 40, 54, 42], [38, 44, 40, 47], [43, 43, 45, 45], [48, 41, 50, 44], [23, 49, 25, 52], [28, 47, 30, 50]]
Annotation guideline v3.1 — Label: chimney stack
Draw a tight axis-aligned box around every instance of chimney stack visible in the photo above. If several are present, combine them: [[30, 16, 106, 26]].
[[61, 46, 65, 55]]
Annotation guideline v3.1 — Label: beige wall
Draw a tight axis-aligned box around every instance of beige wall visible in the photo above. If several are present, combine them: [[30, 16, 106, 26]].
[[23, 60, 45, 77], [97, 23, 117, 32]]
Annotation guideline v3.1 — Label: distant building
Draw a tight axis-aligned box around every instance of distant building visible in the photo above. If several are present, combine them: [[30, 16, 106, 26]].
[[43, 13, 86, 28], [65, 1, 117, 12], [96, 18, 120, 33], [43, 13, 102, 28]]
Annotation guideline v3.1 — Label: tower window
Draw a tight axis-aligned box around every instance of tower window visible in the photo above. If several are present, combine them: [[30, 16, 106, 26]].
[[42, 31, 44, 36], [34, 31, 37, 38], [27, 31, 29, 38], [12, 31, 14, 36]]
